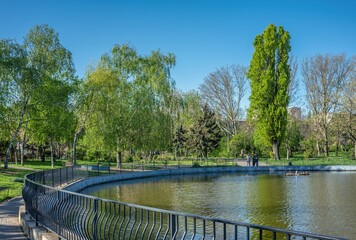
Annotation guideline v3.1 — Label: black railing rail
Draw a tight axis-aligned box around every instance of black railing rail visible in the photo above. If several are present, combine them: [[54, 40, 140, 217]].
[[23, 165, 347, 240]]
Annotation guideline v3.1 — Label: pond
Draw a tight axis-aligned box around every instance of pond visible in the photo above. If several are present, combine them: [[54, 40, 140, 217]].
[[81, 171, 356, 239]]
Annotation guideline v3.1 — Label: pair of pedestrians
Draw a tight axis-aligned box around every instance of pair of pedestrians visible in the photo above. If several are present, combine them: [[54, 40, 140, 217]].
[[246, 153, 259, 166]]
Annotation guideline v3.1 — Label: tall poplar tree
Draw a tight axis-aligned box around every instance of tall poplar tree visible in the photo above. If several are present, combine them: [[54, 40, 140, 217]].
[[247, 24, 291, 160]]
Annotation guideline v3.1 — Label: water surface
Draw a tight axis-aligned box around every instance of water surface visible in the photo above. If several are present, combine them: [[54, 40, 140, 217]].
[[81, 171, 356, 239]]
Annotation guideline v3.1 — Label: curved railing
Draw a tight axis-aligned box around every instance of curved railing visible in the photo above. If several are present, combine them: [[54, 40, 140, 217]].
[[23, 165, 347, 240]]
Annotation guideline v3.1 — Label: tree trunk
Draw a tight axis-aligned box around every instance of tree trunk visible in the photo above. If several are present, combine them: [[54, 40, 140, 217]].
[[354, 140, 356, 160], [335, 136, 339, 157], [272, 140, 280, 160], [57, 143, 61, 160], [116, 150, 122, 168], [14, 143, 18, 165], [20, 140, 24, 166], [31, 145, 35, 160], [40, 146, 45, 162], [72, 127, 83, 166], [20, 122, 28, 166], [4, 111, 26, 169], [324, 140, 329, 157], [323, 128, 329, 157], [286, 143, 291, 160], [50, 141, 54, 167], [316, 141, 321, 156]]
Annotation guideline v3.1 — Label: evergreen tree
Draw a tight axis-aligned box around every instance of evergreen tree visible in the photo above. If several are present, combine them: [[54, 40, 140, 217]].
[[190, 104, 222, 159], [247, 24, 291, 160], [172, 125, 187, 157]]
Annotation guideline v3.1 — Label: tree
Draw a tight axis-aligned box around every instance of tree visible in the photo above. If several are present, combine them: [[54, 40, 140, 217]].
[[71, 80, 95, 165], [0, 40, 38, 168], [24, 25, 76, 167], [1, 25, 76, 168], [229, 122, 254, 158], [173, 125, 188, 158], [339, 56, 356, 158], [199, 65, 247, 136], [284, 117, 302, 159], [81, 44, 175, 167], [190, 104, 222, 159], [247, 24, 291, 160], [302, 54, 353, 156]]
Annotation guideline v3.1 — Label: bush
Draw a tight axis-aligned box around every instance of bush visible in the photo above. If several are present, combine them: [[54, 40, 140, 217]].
[[125, 155, 133, 163], [192, 161, 200, 167], [304, 149, 314, 158]]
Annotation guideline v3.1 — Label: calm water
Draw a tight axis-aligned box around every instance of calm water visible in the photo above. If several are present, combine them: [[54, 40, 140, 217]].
[[81, 172, 356, 239]]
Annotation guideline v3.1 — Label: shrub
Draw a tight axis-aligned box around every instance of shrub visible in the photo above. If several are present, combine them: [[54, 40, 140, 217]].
[[304, 149, 314, 158], [192, 161, 200, 167]]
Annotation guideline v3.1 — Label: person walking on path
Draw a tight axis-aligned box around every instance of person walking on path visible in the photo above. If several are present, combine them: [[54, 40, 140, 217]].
[[246, 154, 251, 166], [252, 153, 259, 167]]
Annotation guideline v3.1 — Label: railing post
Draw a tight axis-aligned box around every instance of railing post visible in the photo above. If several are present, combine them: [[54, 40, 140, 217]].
[[42, 171, 45, 185], [51, 169, 54, 187], [66, 167, 68, 183], [93, 199, 98, 239], [170, 214, 177, 239], [35, 184, 39, 226], [59, 168, 62, 186], [57, 191, 62, 237]]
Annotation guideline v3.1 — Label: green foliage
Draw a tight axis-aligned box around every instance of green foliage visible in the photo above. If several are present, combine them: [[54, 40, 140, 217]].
[[230, 129, 254, 156], [173, 125, 188, 157], [189, 104, 222, 158], [81, 44, 176, 163], [247, 24, 291, 160], [1, 25, 77, 168], [301, 137, 317, 158]]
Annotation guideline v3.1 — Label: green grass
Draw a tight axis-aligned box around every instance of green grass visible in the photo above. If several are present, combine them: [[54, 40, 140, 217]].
[[0, 168, 33, 203], [8, 158, 66, 170], [1, 159, 66, 203], [261, 152, 356, 166]]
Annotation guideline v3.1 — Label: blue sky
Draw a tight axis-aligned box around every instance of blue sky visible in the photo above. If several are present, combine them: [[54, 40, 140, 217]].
[[1, 0, 355, 97]]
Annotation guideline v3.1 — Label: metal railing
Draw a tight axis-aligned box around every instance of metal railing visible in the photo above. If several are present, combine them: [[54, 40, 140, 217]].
[[23, 165, 347, 240]]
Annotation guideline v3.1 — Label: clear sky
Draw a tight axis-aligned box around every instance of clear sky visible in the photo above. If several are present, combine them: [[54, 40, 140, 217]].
[[1, 0, 355, 94]]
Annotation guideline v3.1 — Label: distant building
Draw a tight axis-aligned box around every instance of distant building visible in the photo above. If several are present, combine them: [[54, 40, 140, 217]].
[[288, 107, 302, 120]]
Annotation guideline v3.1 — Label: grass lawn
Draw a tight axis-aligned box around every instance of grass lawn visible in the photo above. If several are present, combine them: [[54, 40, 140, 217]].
[[0, 168, 33, 203], [8, 159, 65, 170], [261, 152, 356, 166], [0, 159, 65, 203]]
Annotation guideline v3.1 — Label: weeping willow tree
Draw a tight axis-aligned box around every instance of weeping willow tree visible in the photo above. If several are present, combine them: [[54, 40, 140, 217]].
[[79, 44, 175, 167]]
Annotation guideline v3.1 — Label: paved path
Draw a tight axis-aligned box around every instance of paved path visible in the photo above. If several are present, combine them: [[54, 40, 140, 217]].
[[0, 197, 27, 240], [236, 159, 269, 167]]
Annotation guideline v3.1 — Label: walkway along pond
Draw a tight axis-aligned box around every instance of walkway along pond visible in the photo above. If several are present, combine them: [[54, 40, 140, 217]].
[[22, 165, 355, 239]]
